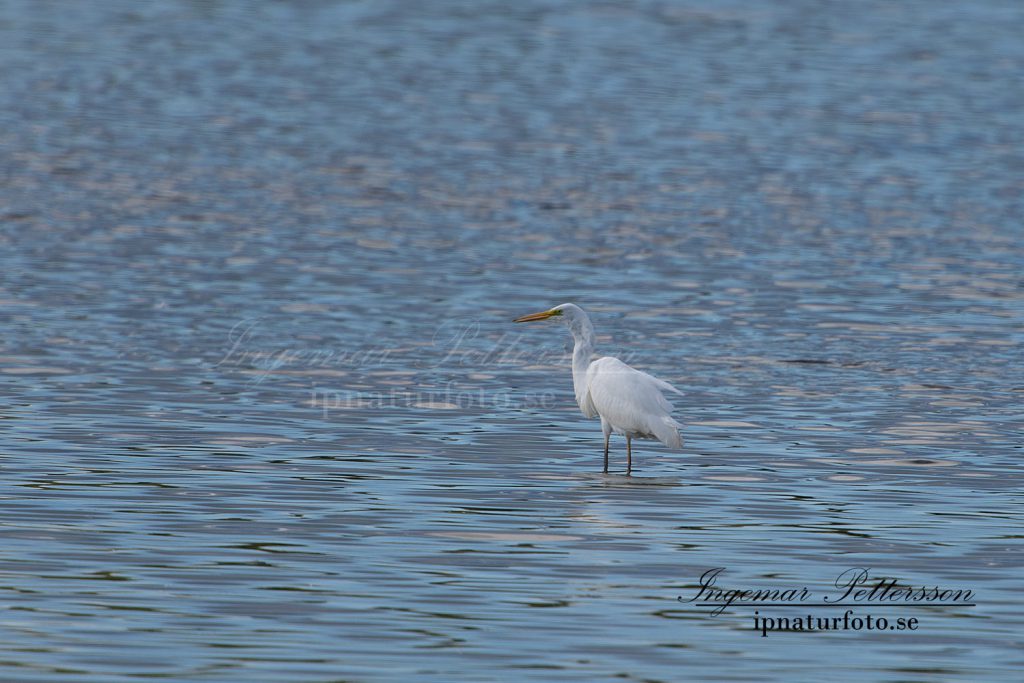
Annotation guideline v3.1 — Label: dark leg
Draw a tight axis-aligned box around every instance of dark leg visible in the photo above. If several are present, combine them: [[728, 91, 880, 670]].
[[603, 432, 610, 473], [626, 436, 632, 475]]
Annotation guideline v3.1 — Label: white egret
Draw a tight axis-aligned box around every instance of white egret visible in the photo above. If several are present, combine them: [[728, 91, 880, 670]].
[[514, 303, 683, 474]]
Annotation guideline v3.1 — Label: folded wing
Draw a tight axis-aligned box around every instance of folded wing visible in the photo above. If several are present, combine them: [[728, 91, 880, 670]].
[[584, 356, 683, 449]]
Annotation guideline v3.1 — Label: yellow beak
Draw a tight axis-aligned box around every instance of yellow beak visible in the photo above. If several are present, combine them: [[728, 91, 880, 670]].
[[513, 309, 559, 323]]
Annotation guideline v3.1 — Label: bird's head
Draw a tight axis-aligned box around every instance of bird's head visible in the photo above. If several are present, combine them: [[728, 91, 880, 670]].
[[513, 303, 583, 324]]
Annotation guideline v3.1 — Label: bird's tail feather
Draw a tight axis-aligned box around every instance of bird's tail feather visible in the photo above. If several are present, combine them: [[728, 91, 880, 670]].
[[653, 416, 683, 450], [652, 376, 685, 396]]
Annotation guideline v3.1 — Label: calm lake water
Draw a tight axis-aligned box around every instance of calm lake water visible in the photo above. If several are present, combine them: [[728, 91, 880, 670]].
[[1, 0, 1022, 681]]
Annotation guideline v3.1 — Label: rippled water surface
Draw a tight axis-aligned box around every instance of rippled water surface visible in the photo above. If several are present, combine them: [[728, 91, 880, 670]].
[[1, 1, 1022, 681]]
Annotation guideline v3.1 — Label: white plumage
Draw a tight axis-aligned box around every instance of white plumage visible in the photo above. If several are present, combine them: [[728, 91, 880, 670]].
[[514, 303, 684, 473]]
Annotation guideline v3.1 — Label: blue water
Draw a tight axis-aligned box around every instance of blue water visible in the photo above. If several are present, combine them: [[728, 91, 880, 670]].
[[1, 0, 1022, 681]]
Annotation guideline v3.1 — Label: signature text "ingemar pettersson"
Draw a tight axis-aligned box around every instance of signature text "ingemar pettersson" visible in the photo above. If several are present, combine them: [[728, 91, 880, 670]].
[[679, 567, 975, 616]]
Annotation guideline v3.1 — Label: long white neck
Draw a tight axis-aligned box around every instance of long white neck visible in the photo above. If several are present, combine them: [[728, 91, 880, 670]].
[[567, 310, 597, 409]]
